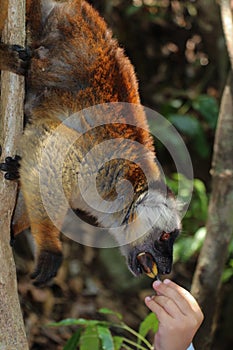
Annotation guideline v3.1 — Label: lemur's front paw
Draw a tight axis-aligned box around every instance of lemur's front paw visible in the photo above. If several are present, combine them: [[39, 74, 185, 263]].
[[31, 250, 63, 287], [0, 155, 21, 180], [8, 45, 30, 75]]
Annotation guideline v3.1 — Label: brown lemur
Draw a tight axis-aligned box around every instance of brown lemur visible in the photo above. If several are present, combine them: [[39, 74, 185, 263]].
[[0, 0, 181, 285]]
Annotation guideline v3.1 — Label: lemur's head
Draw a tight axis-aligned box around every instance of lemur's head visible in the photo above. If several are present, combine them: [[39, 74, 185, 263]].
[[120, 185, 181, 279]]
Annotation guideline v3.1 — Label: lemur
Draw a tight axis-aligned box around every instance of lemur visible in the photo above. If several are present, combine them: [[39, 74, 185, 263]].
[[0, 0, 180, 285]]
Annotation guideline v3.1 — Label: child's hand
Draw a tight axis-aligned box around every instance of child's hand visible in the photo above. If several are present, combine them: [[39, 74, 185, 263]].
[[145, 279, 204, 350]]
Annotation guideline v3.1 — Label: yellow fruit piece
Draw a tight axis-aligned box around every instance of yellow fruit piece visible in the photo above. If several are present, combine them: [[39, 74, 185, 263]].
[[137, 252, 158, 279], [146, 262, 158, 278]]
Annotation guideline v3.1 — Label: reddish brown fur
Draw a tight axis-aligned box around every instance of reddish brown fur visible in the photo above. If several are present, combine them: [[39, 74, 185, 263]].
[[0, 0, 168, 285]]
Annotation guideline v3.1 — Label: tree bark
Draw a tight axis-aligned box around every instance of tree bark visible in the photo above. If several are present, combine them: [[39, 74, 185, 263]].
[[191, 2, 233, 347], [0, 0, 28, 349], [196, 0, 228, 90]]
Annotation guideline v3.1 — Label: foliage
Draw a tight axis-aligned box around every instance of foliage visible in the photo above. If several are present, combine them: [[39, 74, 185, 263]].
[[222, 239, 233, 283], [222, 259, 233, 284], [167, 174, 208, 262], [164, 94, 219, 159], [48, 308, 157, 350], [173, 226, 206, 263], [167, 173, 233, 284]]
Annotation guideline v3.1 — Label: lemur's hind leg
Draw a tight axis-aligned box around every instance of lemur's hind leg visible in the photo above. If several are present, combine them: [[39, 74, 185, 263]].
[[12, 190, 30, 239], [0, 152, 63, 286]]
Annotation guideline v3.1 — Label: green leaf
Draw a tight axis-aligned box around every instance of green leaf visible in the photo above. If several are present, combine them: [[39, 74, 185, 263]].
[[222, 259, 233, 283], [80, 326, 100, 350], [48, 319, 104, 328], [193, 129, 210, 158], [168, 114, 201, 137], [48, 319, 82, 327], [98, 308, 122, 320], [63, 329, 81, 350], [222, 268, 233, 283], [125, 5, 142, 16], [174, 227, 206, 262], [113, 336, 124, 350], [168, 114, 210, 158], [97, 326, 114, 350], [192, 95, 218, 129], [193, 179, 208, 216], [228, 239, 233, 255], [138, 312, 159, 340]]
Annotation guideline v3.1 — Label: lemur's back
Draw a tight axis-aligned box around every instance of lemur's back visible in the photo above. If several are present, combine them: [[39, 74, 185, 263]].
[[26, 0, 141, 118]]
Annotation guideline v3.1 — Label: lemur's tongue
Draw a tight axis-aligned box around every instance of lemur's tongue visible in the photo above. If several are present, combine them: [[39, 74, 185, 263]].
[[137, 252, 158, 278]]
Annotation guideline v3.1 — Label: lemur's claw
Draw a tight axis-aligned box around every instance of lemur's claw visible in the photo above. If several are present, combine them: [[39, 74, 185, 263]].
[[0, 155, 21, 180], [9, 45, 30, 75]]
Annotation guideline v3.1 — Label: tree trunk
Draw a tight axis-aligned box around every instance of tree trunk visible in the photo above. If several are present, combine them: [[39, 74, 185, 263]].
[[191, 2, 233, 349], [0, 0, 28, 349]]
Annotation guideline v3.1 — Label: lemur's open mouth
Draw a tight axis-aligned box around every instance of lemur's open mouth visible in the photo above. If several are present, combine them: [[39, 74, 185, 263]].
[[136, 252, 158, 279]]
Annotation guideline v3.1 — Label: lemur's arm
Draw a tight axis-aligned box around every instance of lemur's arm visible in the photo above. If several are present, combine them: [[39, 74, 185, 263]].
[[0, 42, 29, 75], [0, 0, 29, 74]]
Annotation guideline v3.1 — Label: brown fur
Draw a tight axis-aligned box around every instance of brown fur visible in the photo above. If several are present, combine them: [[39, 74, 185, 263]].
[[0, 0, 180, 285], [0, 0, 8, 33]]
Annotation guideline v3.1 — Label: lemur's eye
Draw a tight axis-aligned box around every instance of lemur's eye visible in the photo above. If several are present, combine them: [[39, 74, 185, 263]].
[[160, 232, 171, 241]]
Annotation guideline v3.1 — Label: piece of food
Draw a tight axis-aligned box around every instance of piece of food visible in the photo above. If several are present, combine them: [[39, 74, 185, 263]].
[[137, 252, 158, 278]]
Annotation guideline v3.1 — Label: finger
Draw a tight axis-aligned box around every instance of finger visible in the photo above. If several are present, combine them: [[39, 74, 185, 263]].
[[163, 280, 203, 317], [151, 295, 185, 319], [145, 296, 173, 323], [152, 280, 197, 316]]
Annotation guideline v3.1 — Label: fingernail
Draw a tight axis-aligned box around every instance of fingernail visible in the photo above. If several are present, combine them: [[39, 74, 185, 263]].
[[153, 280, 162, 288], [145, 296, 152, 302], [164, 279, 171, 284]]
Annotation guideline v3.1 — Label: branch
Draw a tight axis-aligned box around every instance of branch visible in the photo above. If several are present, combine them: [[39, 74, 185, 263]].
[[220, 0, 233, 70], [0, 0, 28, 349], [191, 12, 233, 346]]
